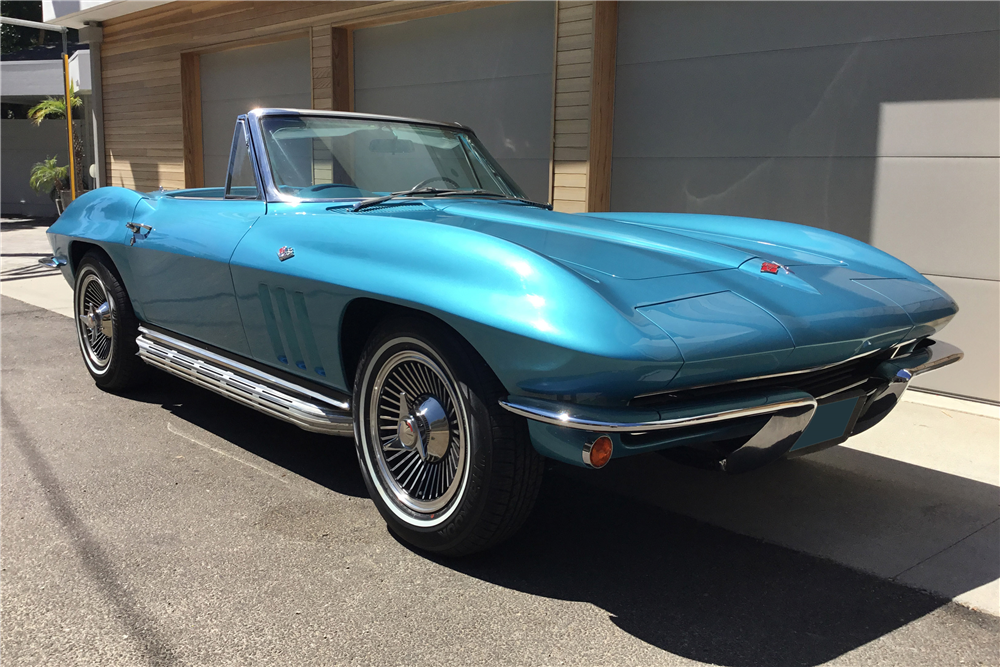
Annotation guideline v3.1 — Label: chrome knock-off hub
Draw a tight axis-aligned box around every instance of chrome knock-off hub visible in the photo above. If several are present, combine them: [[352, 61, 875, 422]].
[[391, 391, 450, 463], [81, 301, 113, 338]]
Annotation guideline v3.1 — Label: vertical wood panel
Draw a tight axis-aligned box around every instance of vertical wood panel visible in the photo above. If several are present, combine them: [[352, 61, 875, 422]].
[[587, 1, 616, 212], [311, 26, 332, 110], [180, 52, 204, 188], [332, 27, 353, 112], [548, 0, 615, 213], [550, 1, 592, 213]]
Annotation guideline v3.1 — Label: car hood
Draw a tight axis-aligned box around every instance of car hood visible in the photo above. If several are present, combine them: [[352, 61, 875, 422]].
[[329, 200, 957, 382], [429, 201, 755, 279]]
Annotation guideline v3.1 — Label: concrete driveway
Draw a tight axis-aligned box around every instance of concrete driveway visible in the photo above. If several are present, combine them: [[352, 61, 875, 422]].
[[2, 221, 998, 666]]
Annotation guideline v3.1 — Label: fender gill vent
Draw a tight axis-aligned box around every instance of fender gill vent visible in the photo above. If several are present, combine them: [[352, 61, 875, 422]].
[[258, 284, 326, 378]]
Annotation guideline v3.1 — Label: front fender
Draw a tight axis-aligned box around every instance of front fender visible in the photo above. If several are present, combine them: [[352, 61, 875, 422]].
[[231, 206, 682, 403]]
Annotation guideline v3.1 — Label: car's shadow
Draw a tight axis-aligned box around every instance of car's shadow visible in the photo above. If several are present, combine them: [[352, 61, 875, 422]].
[[127, 371, 990, 667], [432, 468, 967, 667], [120, 373, 367, 498]]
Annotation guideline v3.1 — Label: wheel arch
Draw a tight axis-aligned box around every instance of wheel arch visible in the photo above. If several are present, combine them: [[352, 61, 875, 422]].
[[66, 240, 146, 322], [69, 240, 109, 276], [339, 297, 489, 393]]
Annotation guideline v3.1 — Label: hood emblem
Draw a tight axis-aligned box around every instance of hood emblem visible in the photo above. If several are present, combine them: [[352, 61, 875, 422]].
[[277, 246, 295, 261], [760, 261, 781, 274]]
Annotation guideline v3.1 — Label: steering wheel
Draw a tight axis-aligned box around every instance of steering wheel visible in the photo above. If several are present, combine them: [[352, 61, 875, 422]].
[[410, 176, 460, 191]]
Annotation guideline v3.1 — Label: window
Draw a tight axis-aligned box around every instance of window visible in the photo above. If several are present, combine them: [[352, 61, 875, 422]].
[[258, 115, 525, 201], [225, 121, 259, 199]]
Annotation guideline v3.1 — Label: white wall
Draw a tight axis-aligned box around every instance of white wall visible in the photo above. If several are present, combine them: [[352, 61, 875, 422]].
[[199, 38, 311, 187], [353, 2, 556, 203], [1, 120, 68, 218], [871, 100, 999, 400], [612, 1, 1000, 402]]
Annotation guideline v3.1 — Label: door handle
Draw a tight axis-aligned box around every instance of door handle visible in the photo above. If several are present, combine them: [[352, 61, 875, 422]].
[[126, 222, 153, 245]]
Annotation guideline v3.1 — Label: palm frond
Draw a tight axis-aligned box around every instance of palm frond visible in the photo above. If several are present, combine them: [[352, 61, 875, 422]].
[[29, 157, 68, 195], [27, 83, 83, 126]]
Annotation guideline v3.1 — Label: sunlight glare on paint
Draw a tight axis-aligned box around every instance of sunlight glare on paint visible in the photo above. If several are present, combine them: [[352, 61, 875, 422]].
[[526, 294, 545, 308], [510, 259, 534, 278], [531, 318, 555, 333]]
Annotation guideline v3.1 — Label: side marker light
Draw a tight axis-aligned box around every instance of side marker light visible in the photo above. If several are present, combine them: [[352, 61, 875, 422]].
[[583, 435, 613, 468]]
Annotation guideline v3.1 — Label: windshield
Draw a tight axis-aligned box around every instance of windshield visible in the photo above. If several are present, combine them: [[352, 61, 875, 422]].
[[257, 115, 526, 201]]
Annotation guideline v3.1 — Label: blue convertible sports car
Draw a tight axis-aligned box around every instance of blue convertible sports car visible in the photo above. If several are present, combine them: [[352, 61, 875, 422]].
[[46, 108, 962, 555]]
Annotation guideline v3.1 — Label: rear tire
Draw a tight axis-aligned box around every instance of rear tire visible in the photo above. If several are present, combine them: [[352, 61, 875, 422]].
[[352, 316, 543, 556], [74, 251, 149, 391]]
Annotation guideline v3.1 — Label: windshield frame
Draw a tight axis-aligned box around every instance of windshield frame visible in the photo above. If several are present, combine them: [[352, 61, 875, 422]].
[[246, 108, 527, 204]]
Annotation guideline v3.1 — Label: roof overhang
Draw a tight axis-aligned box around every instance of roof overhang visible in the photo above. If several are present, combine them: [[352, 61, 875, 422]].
[[42, 0, 174, 29]]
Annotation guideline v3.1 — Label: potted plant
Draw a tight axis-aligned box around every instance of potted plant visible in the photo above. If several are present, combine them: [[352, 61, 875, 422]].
[[29, 156, 69, 214]]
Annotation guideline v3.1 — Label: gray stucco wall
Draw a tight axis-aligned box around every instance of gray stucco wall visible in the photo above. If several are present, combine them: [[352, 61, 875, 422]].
[[612, 1, 1000, 402], [1, 120, 68, 218]]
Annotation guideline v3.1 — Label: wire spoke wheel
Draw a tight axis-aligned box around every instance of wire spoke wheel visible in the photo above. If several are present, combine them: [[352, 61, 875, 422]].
[[75, 270, 115, 372], [354, 319, 543, 555], [368, 348, 467, 517]]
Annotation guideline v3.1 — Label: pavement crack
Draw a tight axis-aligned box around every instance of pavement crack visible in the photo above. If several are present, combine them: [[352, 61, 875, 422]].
[[890, 517, 1000, 582], [167, 421, 289, 484]]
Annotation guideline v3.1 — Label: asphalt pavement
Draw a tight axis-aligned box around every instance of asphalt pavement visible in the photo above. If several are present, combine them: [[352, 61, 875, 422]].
[[2, 291, 999, 665]]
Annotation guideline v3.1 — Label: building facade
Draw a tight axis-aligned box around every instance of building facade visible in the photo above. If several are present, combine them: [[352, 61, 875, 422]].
[[45, 1, 1000, 402]]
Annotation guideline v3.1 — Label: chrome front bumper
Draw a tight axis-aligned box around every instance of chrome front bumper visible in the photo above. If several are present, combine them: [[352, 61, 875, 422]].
[[500, 339, 963, 471], [852, 338, 963, 434]]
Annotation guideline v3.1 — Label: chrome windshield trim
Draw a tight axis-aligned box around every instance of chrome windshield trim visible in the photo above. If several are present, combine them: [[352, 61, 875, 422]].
[[247, 107, 473, 133], [499, 395, 817, 433]]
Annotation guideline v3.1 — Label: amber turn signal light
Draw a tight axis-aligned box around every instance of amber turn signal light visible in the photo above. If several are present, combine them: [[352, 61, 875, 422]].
[[583, 435, 613, 469]]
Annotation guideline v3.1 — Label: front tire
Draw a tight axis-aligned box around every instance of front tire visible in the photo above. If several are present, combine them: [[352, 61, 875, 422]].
[[353, 317, 543, 556], [74, 251, 149, 391]]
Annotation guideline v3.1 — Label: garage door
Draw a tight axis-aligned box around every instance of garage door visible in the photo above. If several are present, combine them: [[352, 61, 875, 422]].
[[200, 38, 312, 187], [612, 2, 1000, 402], [353, 3, 555, 203]]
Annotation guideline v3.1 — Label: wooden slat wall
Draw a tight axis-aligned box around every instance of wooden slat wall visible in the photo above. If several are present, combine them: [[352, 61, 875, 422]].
[[550, 1, 616, 213], [588, 1, 617, 212], [551, 1, 593, 213], [101, 0, 500, 191], [311, 25, 333, 111]]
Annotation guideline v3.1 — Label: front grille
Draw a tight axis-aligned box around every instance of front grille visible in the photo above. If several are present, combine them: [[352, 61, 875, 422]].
[[630, 348, 895, 408]]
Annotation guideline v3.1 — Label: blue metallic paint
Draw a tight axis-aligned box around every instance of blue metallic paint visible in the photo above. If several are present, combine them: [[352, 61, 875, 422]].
[[127, 195, 262, 356], [49, 192, 958, 404]]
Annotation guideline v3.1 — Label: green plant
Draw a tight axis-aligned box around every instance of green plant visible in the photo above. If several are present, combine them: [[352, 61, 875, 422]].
[[29, 156, 68, 196], [28, 84, 85, 192], [27, 83, 82, 124]]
